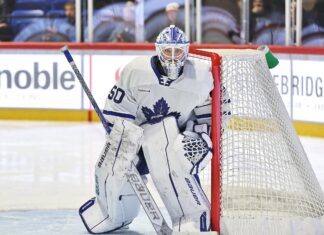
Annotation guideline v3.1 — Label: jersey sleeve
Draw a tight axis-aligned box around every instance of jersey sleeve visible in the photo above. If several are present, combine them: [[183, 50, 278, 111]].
[[103, 66, 139, 127]]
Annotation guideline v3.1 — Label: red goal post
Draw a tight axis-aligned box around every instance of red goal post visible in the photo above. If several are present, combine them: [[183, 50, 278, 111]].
[[189, 49, 222, 232]]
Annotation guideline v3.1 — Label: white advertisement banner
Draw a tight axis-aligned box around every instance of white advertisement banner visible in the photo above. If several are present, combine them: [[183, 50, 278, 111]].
[[291, 57, 324, 123], [0, 50, 323, 124], [90, 54, 138, 110], [0, 53, 84, 109], [272, 54, 324, 123], [271, 55, 292, 117]]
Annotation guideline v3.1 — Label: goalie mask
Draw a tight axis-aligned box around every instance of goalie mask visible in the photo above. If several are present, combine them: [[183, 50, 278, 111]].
[[155, 25, 190, 80]]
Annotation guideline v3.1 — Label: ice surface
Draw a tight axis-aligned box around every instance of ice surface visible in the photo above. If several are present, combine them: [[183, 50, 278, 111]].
[[0, 121, 323, 234]]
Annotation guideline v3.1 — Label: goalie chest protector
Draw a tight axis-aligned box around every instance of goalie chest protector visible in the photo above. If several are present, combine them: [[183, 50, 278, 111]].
[[115, 56, 213, 128]]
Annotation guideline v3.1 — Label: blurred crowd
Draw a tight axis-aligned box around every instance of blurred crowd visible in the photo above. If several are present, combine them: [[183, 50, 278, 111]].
[[0, 0, 323, 45]]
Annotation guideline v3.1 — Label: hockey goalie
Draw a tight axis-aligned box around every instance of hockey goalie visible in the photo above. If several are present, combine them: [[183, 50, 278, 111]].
[[78, 25, 229, 233]]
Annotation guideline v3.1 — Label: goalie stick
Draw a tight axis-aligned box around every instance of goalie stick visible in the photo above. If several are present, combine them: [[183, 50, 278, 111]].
[[60, 46, 172, 235]]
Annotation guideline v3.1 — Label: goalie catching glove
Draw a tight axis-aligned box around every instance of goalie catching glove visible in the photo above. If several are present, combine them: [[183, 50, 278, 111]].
[[177, 120, 213, 175]]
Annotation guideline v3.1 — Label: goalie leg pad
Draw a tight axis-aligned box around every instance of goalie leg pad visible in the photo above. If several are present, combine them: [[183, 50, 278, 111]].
[[80, 119, 144, 234], [79, 181, 139, 234], [142, 117, 211, 232]]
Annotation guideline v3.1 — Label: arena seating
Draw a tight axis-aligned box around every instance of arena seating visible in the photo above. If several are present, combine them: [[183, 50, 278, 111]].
[[14, 0, 49, 11], [10, 0, 71, 41], [10, 9, 44, 34], [46, 10, 65, 18]]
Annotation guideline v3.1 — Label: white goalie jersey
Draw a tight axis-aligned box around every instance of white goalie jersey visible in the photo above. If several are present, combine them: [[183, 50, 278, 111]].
[[103, 56, 214, 128]]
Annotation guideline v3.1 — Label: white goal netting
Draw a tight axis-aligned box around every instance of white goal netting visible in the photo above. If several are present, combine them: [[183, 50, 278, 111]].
[[191, 49, 324, 235]]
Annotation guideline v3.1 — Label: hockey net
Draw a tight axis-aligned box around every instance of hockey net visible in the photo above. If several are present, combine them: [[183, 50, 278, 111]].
[[189, 48, 324, 234]]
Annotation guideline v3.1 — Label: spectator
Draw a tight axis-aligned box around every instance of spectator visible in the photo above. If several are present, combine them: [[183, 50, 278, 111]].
[[302, 0, 321, 25], [14, 19, 75, 42], [14, 0, 76, 42], [64, 1, 76, 26], [249, 0, 285, 44], [299, 0, 324, 45], [301, 0, 324, 29], [165, 2, 179, 25], [41, 1, 76, 41], [108, 1, 135, 42], [144, 1, 184, 42], [250, 0, 272, 33], [0, 0, 15, 41]]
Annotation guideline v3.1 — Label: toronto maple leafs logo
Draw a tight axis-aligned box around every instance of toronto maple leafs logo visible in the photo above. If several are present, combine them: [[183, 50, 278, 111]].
[[141, 98, 181, 124]]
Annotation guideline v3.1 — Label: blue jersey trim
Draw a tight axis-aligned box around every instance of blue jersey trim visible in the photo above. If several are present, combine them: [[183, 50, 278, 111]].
[[150, 56, 163, 82], [200, 212, 208, 231], [150, 56, 174, 86], [196, 113, 212, 119], [103, 110, 135, 120]]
